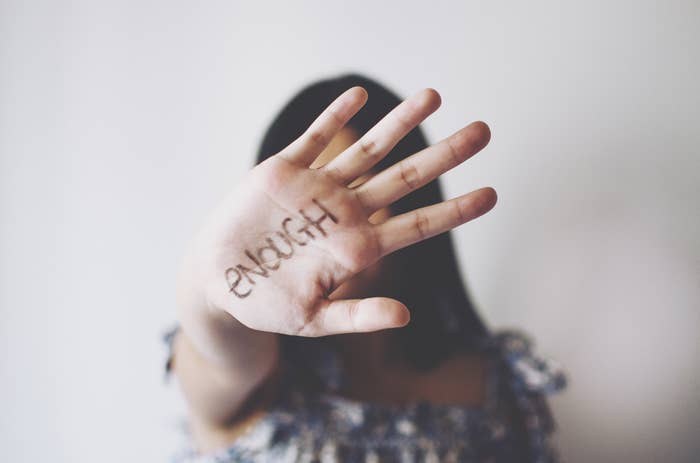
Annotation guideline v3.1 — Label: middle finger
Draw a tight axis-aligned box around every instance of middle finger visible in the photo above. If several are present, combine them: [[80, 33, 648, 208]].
[[321, 88, 441, 185]]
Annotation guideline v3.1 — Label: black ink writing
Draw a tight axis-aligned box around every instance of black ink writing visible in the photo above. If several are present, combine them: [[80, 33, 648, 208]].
[[224, 198, 339, 298], [225, 267, 250, 298]]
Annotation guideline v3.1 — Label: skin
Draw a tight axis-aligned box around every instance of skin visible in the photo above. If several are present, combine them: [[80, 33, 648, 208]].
[[172, 87, 497, 453]]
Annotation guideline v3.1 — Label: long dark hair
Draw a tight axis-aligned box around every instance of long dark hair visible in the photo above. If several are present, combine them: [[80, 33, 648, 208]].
[[257, 73, 489, 371]]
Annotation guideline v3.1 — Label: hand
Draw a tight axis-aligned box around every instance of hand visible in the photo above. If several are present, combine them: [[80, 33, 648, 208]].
[[177, 87, 496, 337]]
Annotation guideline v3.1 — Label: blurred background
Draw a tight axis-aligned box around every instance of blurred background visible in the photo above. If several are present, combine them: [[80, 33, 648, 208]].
[[1, 1, 698, 462]]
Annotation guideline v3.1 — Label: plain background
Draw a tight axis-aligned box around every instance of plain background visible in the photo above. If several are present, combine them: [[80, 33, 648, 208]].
[[1, 1, 698, 462]]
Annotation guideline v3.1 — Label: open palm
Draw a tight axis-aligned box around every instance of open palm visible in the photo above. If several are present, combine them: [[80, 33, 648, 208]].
[[180, 87, 496, 337]]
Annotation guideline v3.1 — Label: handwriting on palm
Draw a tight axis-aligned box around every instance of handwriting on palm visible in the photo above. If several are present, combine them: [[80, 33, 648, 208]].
[[199, 87, 496, 337]]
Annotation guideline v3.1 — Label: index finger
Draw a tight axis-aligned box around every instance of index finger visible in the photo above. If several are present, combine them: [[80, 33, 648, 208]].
[[277, 86, 368, 166]]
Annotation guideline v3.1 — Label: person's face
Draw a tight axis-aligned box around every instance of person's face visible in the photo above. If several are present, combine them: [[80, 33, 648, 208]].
[[309, 127, 393, 299]]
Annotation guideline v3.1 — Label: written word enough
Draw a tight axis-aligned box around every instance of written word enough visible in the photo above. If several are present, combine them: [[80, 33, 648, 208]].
[[224, 198, 338, 298]]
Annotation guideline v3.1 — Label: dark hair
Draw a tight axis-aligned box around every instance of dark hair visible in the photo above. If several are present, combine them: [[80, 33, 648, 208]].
[[257, 73, 489, 370]]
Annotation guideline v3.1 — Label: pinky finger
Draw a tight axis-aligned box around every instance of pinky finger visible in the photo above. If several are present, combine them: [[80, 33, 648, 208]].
[[375, 187, 497, 256], [301, 297, 410, 337]]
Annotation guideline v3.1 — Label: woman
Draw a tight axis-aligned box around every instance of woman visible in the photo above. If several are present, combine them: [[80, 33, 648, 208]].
[[165, 74, 566, 462]]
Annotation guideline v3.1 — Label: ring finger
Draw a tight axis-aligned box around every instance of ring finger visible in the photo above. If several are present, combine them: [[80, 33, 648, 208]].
[[355, 121, 491, 213]]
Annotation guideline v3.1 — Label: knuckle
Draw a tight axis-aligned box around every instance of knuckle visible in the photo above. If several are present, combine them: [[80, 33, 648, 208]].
[[392, 106, 414, 131], [446, 134, 466, 165], [452, 199, 466, 224], [327, 105, 345, 126], [324, 164, 346, 183], [392, 89, 439, 131], [353, 188, 377, 218], [308, 129, 328, 148], [398, 160, 421, 191], [413, 210, 430, 240], [359, 139, 380, 159], [346, 301, 359, 332]]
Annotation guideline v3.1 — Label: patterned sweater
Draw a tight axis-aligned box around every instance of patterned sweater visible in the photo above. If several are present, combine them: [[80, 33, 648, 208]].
[[164, 329, 566, 463]]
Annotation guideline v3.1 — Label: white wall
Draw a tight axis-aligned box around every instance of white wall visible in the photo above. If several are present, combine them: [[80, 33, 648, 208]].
[[1, 1, 698, 462]]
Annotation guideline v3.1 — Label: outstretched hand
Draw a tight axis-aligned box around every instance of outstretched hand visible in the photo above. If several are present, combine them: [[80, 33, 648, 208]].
[[178, 87, 496, 337]]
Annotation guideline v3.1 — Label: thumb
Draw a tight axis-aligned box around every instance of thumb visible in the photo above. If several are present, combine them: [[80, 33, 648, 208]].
[[305, 297, 410, 337]]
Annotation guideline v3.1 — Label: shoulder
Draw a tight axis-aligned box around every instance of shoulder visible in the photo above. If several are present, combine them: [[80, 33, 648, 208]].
[[446, 328, 567, 393], [486, 330, 567, 396], [484, 329, 567, 462]]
